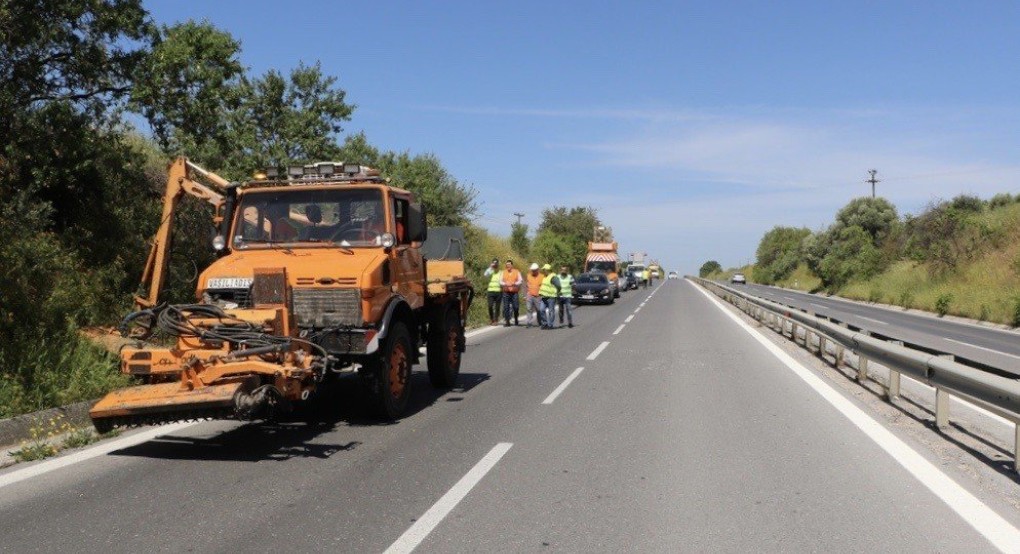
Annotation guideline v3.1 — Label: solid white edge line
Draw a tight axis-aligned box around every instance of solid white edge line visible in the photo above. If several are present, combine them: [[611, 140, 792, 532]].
[[542, 367, 586, 405], [586, 341, 610, 361], [855, 314, 889, 325], [624, 315, 634, 323], [384, 442, 513, 554], [0, 422, 199, 490], [687, 279, 1020, 552], [613, 324, 626, 335]]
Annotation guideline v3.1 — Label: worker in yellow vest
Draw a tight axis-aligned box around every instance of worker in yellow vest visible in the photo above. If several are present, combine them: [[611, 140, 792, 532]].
[[538, 264, 562, 330], [556, 265, 574, 328], [483, 258, 502, 325]]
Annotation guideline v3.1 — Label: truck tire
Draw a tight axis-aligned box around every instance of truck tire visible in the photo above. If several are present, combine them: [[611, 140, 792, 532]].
[[364, 322, 413, 419], [427, 305, 462, 388]]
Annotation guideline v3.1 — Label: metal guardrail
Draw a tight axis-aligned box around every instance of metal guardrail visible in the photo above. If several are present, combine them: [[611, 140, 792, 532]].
[[691, 277, 1020, 471]]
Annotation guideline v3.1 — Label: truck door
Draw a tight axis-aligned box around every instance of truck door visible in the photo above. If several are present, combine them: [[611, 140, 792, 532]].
[[392, 197, 424, 309]]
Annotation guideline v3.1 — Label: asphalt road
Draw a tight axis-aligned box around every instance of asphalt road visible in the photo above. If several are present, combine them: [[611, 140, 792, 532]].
[[731, 282, 1020, 376], [1, 280, 1017, 552]]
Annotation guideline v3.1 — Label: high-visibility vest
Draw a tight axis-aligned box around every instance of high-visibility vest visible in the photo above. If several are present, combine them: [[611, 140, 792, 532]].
[[487, 271, 502, 292], [558, 274, 573, 297], [526, 273, 543, 296], [539, 274, 558, 297]]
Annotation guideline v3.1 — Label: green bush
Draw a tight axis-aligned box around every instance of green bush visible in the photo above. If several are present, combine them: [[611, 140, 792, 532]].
[[934, 293, 954, 317], [989, 193, 1014, 209], [868, 288, 883, 303], [1012, 297, 1020, 328], [979, 304, 991, 322], [899, 291, 914, 309]]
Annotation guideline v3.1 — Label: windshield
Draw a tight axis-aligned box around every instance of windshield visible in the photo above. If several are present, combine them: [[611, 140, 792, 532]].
[[586, 260, 617, 273], [233, 188, 387, 248], [576, 273, 608, 284]]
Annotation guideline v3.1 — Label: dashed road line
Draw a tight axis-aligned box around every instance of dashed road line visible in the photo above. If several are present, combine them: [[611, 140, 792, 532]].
[[586, 341, 610, 361], [624, 315, 634, 323], [542, 367, 586, 405], [945, 338, 1020, 361], [855, 315, 889, 326], [384, 443, 513, 554], [613, 324, 625, 335]]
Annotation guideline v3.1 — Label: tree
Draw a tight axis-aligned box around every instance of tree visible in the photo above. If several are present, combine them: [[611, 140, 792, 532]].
[[753, 226, 811, 284], [699, 260, 722, 277], [834, 197, 899, 242], [816, 225, 883, 289], [531, 230, 576, 269], [510, 221, 530, 256], [536, 206, 601, 270]]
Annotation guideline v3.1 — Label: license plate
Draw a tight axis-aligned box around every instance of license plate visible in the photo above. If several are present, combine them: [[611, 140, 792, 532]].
[[583, 294, 594, 299], [207, 277, 253, 289]]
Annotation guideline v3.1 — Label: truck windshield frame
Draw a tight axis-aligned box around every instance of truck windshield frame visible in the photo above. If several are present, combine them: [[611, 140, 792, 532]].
[[232, 187, 389, 249]]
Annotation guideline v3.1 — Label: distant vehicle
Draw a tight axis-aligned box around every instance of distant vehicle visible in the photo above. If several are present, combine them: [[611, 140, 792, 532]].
[[622, 272, 638, 290], [668, 271, 678, 279], [628, 264, 647, 288], [731, 273, 746, 284], [573, 272, 614, 304]]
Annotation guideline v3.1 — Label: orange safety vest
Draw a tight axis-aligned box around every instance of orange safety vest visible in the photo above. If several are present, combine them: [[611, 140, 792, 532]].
[[526, 272, 543, 296], [501, 268, 522, 293]]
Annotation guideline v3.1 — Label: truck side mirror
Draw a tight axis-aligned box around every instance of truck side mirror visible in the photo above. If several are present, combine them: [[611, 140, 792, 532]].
[[408, 202, 427, 243]]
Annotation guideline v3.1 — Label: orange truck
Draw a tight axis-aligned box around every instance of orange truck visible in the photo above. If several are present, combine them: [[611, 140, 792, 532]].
[[584, 241, 621, 299], [90, 158, 473, 431]]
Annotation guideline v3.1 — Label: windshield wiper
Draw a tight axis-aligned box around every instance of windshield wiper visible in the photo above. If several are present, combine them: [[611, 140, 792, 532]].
[[301, 238, 355, 254]]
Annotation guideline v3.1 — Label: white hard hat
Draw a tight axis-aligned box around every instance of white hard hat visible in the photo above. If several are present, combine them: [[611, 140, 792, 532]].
[[529, 263, 540, 270]]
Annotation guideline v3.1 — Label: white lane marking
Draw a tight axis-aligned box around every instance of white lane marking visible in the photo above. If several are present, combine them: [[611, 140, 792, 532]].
[[0, 422, 199, 490], [854, 315, 888, 325], [384, 443, 513, 554], [613, 324, 625, 335], [625, 315, 634, 323], [465, 326, 502, 339], [810, 303, 828, 310], [587, 341, 610, 361], [542, 367, 585, 405], [634, 308, 642, 313], [689, 280, 1020, 552], [945, 338, 1020, 361]]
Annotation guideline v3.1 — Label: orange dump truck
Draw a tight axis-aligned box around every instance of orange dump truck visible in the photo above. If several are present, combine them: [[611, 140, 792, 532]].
[[584, 241, 621, 298], [90, 158, 473, 431]]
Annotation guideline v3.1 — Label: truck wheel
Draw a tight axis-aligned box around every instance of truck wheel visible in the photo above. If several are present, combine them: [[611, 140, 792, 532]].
[[366, 322, 413, 419], [427, 306, 462, 388]]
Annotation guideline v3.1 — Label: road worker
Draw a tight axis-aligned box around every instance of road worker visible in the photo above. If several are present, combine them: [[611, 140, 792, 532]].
[[557, 265, 574, 328], [642, 267, 651, 288], [483, 258, 502, 325], [500, 259, 523, 326], [525, 262, 545, 327], [539, 263, 562, 329]]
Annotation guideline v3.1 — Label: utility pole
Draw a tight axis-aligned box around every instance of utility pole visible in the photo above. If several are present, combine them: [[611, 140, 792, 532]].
[[865, 169, 880, 198], [512, 212, 525, 225]]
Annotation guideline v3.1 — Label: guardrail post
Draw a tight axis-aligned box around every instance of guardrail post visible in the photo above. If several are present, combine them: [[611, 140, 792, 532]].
[[817, 335, 826, 358], [886, 341, 903, 400], [1014, 423, 1020, 473], [857, 356, 869, 382], [835, 345, 844, 368], [790, 322, 798, 342], [935, 388, 950, 429]]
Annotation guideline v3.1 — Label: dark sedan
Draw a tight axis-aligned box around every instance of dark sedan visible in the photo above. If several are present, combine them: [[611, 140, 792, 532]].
[[573, 272, 614, 304]]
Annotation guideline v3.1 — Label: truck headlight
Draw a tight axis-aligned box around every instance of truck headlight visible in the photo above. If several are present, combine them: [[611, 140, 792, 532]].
[[212, 235, 226, 251], [380, 233, 395, 248]]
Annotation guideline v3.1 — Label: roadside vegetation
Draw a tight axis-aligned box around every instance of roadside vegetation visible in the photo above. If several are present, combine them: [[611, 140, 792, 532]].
[[0, 1, 611, 419], [702, 194, 1020, 325]]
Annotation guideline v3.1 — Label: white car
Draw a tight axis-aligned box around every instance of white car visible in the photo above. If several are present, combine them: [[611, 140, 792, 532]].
[[731, 273, 746, 284], [668, 271, 678, 279]]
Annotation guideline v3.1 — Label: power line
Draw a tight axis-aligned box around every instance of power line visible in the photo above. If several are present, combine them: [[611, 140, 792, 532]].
[[512, 212, 525, 225]]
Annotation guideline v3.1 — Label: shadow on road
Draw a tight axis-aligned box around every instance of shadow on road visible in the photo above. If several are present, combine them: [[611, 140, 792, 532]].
[[109, 370, 490, 462]]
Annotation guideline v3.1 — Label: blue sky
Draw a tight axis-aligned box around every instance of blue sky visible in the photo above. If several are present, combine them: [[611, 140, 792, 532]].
[[146, 1, 1020, 272]]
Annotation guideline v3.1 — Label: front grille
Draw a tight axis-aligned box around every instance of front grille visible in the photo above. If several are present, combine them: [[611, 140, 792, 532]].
[[207, 288, 253, 308], [317, 330, 367, 354], [292, 288, 362, 328]]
